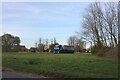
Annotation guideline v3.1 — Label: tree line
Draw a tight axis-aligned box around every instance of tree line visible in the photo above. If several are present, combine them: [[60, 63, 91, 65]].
[[34, 37, 85, 53], [1, 33, 85, 53], [1, 33, 58, 52], [78, 2, 118, 56], [34, 37, 57, 52]]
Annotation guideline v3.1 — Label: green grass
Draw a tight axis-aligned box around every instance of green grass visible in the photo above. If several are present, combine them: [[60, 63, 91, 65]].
[[2, 52, 118, 78]]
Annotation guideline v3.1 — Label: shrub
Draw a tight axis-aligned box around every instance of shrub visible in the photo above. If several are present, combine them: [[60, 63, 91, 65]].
[[104, 46, 118, 58], [91, 45, 113, 57]]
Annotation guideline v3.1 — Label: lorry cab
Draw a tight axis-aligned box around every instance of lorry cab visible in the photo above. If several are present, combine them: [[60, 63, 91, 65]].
[[53, 44, 62, 53]]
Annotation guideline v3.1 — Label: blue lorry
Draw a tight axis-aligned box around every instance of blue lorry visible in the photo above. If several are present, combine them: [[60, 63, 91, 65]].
[[53, 44, 74, 54]]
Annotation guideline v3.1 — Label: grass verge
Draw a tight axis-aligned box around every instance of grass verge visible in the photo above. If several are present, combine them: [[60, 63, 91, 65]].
[[2, 52, 118, 78]]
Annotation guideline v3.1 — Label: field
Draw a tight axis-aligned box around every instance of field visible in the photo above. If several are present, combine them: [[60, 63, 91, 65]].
[[2, 52, 118, 78]]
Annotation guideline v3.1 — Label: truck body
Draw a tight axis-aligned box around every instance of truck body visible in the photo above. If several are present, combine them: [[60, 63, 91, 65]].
[[53, 45, 74, 53]]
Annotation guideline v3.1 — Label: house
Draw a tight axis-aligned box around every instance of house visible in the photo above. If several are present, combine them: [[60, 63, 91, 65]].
[[19, 45, 28, 52]]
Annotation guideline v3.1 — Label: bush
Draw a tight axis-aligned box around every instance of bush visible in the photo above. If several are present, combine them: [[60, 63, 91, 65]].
[[91, 45, 99, 55], [91, 45, 112, 57], [97, 47, 112, 57], [104, 46, 118, 58]]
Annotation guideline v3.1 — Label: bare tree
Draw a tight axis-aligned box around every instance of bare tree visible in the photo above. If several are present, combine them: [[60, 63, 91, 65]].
[[34, 42, 38, 48], [45, 39, 49, 50], [37, 38, 45, 52], [81, 2, 118, 48], [104, 2, 118, 47], [67, 35, 85, 52], [67, 35, 78, 46], [53, 38, 57, 44]]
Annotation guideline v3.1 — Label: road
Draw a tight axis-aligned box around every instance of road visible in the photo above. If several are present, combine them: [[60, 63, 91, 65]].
[[2, 69, 48, 78]]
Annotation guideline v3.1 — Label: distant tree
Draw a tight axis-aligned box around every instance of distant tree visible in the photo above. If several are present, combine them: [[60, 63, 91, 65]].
[[37, 38, 45, 52], [53, 38, 57, 44], [34, 42, 38, 48], [49, 44, 56, 52], [35, 37, 57, 52], [12, 36, 20, 51], [67, 35, 77, 46], [1, 33, 20, 52], [67, 35, 85, 52], [48, 38, 58, 52], [45, 39, 49, 51], [50, 39, 53, 44]]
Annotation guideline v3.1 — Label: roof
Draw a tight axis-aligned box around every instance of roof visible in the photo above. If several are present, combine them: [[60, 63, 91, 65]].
[[19, 45, 26, 48]]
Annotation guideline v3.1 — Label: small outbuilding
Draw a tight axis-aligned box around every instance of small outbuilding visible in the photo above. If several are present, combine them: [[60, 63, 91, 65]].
[[19, 45, 28, 52]]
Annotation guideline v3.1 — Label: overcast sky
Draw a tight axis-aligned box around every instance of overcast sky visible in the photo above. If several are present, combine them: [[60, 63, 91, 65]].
[[2, 2, 91, 48]]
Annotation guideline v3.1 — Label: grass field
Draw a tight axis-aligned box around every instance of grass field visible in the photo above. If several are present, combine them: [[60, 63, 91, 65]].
[[2, 52, 118, 78]]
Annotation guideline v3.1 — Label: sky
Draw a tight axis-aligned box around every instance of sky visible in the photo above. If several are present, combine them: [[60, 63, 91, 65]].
[[2, 2, 91, 49]]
